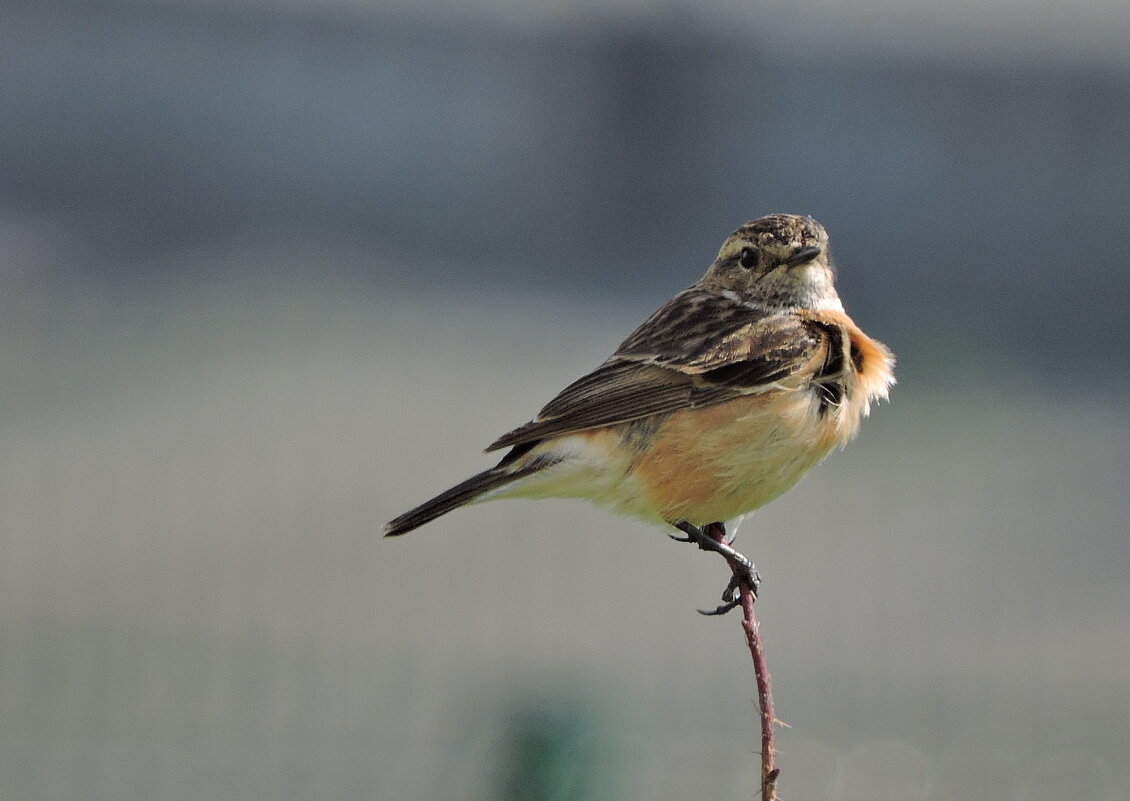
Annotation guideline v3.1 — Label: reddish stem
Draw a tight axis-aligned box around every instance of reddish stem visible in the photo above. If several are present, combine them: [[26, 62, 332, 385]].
[[704, 522, 779, 801]]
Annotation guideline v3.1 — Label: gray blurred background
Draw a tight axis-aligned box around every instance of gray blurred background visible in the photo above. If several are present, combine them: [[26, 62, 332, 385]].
[[2, 1, 1128, 799]]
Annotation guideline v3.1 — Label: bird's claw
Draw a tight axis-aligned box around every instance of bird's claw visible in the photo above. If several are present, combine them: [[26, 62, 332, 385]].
[[697, 599, 742, 616], [699, 574, 740, 615]]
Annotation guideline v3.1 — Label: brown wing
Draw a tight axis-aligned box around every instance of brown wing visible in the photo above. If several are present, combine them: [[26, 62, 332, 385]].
[[485, 291, 825, 452]]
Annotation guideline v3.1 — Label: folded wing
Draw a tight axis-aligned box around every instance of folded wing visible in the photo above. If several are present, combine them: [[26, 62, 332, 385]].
[[486, 291, 827, 451]]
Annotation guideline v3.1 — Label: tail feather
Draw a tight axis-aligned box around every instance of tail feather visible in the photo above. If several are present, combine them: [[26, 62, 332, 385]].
[[385, 452, 557, 536]]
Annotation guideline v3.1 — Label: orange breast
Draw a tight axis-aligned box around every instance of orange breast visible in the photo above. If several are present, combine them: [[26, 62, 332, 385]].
[[630, 388, 846, 525]]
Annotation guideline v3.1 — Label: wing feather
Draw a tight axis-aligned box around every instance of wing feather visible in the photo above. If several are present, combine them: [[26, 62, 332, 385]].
[[486, 291, 825, 452]]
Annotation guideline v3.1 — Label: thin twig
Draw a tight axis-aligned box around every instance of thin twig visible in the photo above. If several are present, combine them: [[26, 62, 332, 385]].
[[704, 522, 779, 801]]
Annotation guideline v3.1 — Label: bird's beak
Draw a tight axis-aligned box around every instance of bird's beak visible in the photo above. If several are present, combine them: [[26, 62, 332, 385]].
[[784, 245, 823, 268]]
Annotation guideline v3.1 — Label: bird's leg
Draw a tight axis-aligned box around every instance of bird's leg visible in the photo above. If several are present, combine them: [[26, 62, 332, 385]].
[[670, 521, 761, 615], [671, 521, 754, 573]]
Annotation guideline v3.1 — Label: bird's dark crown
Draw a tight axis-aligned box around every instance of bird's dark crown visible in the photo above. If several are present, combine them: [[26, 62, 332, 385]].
[[733, 214, 826, 253]]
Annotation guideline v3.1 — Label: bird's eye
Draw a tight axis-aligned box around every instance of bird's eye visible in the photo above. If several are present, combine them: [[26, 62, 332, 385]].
[[738, 247, 757, 269]]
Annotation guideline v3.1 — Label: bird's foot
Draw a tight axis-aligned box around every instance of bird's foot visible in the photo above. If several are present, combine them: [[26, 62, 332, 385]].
[[671, 521, 760, 615]]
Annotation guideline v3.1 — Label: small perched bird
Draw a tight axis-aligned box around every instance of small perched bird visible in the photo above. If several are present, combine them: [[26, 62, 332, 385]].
[[386, 214, 893, 604]]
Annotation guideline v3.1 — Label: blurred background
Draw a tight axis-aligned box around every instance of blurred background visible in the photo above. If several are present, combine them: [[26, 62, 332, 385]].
[[2, 1, 1128, 799]]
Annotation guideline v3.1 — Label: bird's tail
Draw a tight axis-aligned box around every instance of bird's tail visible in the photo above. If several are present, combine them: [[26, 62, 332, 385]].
[[384, 450, 556, 537]]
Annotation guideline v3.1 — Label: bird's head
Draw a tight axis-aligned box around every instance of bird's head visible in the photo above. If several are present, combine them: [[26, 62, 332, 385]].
[[701, 214, 843, 312]]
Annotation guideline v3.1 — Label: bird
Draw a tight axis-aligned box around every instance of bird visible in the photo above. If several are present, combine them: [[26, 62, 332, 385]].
[[385, 214, 894, 607]]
